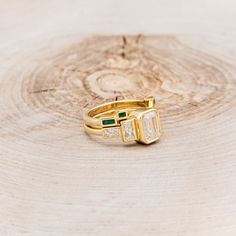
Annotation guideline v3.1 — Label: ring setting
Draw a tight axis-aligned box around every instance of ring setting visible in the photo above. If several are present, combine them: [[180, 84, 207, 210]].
[[83, 97, 162, 145]]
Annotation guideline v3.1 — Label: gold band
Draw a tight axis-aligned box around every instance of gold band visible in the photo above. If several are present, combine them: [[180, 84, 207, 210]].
[[83, 97, 156, 128], [83, 96, 162, 144]]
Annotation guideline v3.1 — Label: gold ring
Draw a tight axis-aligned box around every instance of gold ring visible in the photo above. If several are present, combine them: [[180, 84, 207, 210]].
[[83, 96, 162, 144]]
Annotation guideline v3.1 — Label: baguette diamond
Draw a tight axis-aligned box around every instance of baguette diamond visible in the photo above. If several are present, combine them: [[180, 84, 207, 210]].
[[121, 119, 136, 142], [103, 127, 120, 138]]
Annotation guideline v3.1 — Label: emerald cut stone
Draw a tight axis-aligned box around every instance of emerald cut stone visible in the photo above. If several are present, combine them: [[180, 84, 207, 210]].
[[102, 119, 116, 126], [142, 111, 161, 143], [118, 112, 126, 118]]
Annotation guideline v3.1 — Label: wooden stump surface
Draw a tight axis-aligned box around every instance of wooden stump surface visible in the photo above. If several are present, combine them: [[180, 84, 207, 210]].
[[0, 1, 236, 235]]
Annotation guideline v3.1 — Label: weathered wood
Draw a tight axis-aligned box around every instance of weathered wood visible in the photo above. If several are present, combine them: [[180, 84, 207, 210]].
[[0, 1, 236, 235]]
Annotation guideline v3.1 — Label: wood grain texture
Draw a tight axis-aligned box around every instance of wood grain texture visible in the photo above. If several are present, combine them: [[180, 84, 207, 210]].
[[0, 1, 236, 236]]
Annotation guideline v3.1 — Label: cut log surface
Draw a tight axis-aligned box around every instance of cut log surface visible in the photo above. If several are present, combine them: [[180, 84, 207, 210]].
[[0, 1, 236, 236]]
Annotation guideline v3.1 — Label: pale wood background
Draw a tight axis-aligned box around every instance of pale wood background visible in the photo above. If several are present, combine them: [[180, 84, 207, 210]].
[[0, 0, 236, 235]]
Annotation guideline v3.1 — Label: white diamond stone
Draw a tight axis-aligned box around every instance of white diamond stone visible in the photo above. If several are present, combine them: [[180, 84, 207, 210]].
[[121, 120, 135, 142], [142, 111, 161, 143], [103, 127, 120, 138]]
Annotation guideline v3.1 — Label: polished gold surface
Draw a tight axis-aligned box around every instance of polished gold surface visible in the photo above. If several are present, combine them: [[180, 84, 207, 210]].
[[83, 96, 162, 144]]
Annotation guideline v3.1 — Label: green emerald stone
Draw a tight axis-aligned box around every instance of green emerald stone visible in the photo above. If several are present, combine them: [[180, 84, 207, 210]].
[[118, 112, 126, 118], [102, 119, 116, 125]]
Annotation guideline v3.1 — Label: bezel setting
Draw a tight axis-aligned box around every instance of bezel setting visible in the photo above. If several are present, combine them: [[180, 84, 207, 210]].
[[133, 109, 161, 144], [102, 117, 118, 127], [101, 109, 161, 144], [120, 118, 137, 142]]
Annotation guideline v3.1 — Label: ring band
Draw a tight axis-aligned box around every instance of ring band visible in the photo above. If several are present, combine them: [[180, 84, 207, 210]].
[[83, 96, 162, 144]]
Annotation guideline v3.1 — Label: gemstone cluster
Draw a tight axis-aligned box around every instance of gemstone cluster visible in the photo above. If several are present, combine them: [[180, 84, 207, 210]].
[[101, 109, 161, 144]]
